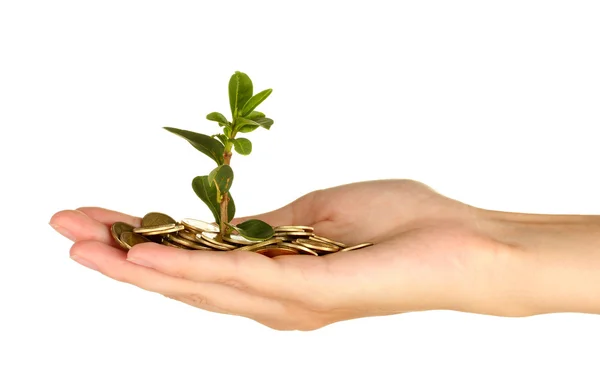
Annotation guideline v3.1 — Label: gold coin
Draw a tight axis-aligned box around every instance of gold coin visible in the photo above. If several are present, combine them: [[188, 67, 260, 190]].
[[310, 235, 347, 249], [339, 243, 374, 252], [233, 238, 282, 252], [167, 234, 213, 250], [133, 224, 183, 236], [196, 233, 237, 250], [271, 235, 295, 242], [273, 231, 313, 237], [120, 231, 151, 250], [280, 242, 318, 256], [194, 235, 224, 250], [294, 238, 339, 252], [274, 225, 314, 232], [162, 238, 188, 249], [255, 246, 299, 257], [142, 212, 177, 227], [223, 234, 260, 246], [111, 222, 135, 249], [178, 229, 201, 242], [181, 218, 220, 233]]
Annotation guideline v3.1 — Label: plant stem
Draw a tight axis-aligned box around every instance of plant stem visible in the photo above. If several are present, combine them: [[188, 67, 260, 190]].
[[218, 145, 233, 241]]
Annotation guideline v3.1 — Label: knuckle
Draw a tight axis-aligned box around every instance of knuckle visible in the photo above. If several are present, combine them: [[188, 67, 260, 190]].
[[216, 250, 250, 288], [168, 252, 195, 279], [214, 277, 247, 290], [187, 293, 210, 307]]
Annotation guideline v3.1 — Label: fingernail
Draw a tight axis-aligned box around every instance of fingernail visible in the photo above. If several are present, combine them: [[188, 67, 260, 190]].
[[127, 257, 154, 268], [50, 223, 76, 241], [71, 255, 99, 271]]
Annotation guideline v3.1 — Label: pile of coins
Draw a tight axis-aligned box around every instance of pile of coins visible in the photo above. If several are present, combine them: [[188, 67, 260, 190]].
[[111, 212, 373, 257]]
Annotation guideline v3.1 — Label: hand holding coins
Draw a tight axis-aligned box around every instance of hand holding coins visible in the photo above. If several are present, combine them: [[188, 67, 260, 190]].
[[111, 212, 373, 257]]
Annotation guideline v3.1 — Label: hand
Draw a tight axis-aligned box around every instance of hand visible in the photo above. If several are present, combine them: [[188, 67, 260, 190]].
[[49, 179, 539, 330]]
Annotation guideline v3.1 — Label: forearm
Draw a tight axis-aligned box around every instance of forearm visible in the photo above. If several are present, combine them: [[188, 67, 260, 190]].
[[484, 210, 600, 316]]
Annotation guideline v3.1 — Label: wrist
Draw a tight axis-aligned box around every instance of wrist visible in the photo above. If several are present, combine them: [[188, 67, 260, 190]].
[[480, 209, 600, 316]]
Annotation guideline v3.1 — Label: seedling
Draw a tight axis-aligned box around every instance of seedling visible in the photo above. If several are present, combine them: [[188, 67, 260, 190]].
[[164, 71, 275, 242]]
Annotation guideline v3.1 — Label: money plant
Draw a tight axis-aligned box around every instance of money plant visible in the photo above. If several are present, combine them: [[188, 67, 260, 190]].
[[164, 71, 275, 242]]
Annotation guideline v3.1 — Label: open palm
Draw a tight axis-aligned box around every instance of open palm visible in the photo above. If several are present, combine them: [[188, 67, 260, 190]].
[[51, 179, 510, 330]]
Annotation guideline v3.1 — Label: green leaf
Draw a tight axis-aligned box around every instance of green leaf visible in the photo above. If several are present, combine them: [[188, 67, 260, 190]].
[[215, 134, 228, 145], [223, 125, 233, 138], [246, 111, 265, 120], [206, 112, 229, 124], [218, 122, 228, 128], [208, 165, 234, 194], [232, 138, 252, 155], [235, 117, 262, 133], [192, 176, 220, 224], [164, 127, 224, 165], [255, 117, 274, 130], [240, 89, 272, 117], [232, 219, 274, 241], [238, 124, 259, 133], [228, 71, 253, 118], [192, 175, 236, 225]]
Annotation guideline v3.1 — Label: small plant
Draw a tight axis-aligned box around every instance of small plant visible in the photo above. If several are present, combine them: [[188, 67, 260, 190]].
[[164, 71, 275, 242]]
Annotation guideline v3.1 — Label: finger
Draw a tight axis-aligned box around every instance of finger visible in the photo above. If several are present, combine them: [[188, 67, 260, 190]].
[[231, 190, 323, 227], [70, 240, 286, 318], [126, 242, 324, 302], [50, 209, 115, 244], [50, 208, 142, 246], [75, 207, 142, 227]]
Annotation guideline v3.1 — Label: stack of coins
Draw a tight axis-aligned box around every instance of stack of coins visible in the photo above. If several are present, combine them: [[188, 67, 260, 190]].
[[111, 212, 373, 257]]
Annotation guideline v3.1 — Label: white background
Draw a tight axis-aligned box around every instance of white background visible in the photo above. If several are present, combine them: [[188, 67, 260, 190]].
[[1, 1, 599, 376]]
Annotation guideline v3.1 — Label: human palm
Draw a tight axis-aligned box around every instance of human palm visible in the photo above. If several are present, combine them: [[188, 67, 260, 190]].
[[51, 179, 509, 330]]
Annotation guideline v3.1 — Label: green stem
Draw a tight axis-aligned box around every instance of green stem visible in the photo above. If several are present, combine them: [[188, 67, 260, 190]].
[[218, 142, 233, 241]]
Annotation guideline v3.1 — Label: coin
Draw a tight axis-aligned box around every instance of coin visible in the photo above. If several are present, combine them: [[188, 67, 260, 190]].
[[273, 231, 313, 237], [167, 234, 213, 250], [274, 225, 314, 232], [339, 243, 374, 252], [280, 241, 319, 256], [197, 232, 237, 250], [120, 231, 151, 250], [233, 238, 281, 252], [181, 218, 220, 233], [133, 224, 183, 236], [162, 238, 188, 249], [178, 229, 201, 242], [272, 236, 295, 242], [195, 236, 231, 250], [142, 212, 177, 227], [223, 234, 260, 246], [255, 246, 299, 257], [111, 222, 135, 249], [294, 238, 339, 252], [310, 235, 347, 249]]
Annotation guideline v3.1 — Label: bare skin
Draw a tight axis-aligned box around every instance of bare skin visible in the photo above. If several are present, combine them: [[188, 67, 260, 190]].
[[49, 179, 600, 330]]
